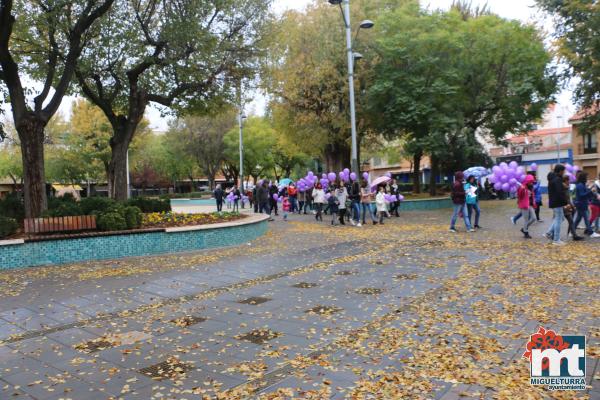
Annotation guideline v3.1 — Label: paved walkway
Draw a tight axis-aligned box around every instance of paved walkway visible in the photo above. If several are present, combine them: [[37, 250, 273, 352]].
[[0, 200, 598, 399]]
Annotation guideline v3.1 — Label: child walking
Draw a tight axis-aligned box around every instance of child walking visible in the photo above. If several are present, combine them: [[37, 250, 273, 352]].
[[327, 189, 340, 226], [375, 186, 387, 225], [282, 196, 291, 221], [517, 175, 536, 239]]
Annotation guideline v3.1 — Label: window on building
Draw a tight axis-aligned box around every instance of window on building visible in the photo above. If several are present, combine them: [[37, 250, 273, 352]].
[[583, 133, 597, 154]]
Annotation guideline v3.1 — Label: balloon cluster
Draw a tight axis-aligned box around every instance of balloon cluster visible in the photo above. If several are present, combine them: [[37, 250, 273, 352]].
[[384, 194, 404, 202], [488, 161, 527, 193], [564, 163, 580, 183], [226, 192, 239, 203], [296, 169, 366, 192]]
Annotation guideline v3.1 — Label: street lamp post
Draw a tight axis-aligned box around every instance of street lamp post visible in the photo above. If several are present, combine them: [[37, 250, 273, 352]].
[[328, 0, 373, 174], [556, 115, 563, 165], [239, 111, 246, 191]]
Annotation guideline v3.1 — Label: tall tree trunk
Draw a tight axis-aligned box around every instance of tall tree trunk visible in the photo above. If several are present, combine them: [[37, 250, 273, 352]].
[[429, 155, 438, 197], [208, 174, 215, 190], [412, 151, 422, 194], [17, 115, 47, 217], [324, 142, 350, 172], [107, 136, 130, 201]]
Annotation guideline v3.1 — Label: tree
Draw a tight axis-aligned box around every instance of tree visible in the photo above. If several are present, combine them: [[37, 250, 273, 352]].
[[0, 0, 114, 217], [264, 1, 386, 171], [74, 0, 270, 200], [224, 116, 276, 184], [368, 3, 556, 194], [536, 0, 600, 129], [172, 110, 237, 190]]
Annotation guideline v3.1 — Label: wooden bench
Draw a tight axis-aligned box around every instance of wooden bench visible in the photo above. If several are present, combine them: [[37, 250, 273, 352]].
[[24, 215, 97, 234]]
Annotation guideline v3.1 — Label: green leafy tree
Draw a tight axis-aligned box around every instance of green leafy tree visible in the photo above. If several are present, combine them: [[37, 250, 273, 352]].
[[0, 0, 114, 217], [74, 0, 271, 200], [224, 116, 276, 184], [368, 3, 556, 194], [536, 0, 600, 130]]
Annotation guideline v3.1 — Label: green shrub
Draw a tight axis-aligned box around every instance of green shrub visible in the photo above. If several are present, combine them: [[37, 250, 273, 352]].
[[127, 197, 171, 213], [0, 193, 25, 221], [97, 211, 127, 231], [80, 197, 116, 215], [123, 206, 142, 229], [43, 201, 83, 217], [0, 216, 18, 238]]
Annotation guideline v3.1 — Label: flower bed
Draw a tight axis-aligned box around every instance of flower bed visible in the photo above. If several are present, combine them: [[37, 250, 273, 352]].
[[142, 211, 245, 228]]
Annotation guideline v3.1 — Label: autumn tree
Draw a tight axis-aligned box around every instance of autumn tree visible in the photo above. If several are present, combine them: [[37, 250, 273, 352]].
[[74, 0, 270, 200], [172, 110, 237, 190], [0, 0, 114, 217]]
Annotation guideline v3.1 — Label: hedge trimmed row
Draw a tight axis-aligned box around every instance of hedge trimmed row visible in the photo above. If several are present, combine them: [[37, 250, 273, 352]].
[[0, 216, 18, 239]]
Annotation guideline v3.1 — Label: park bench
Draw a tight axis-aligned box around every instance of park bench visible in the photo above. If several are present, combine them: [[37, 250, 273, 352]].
[[24, 215, 97, 235]]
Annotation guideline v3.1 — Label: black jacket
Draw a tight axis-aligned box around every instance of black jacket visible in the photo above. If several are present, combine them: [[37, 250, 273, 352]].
[[257, 186, 269, 203], [547, 172, 568, 208], [214, 188, 224, 201], [349, 181, 361, 201]]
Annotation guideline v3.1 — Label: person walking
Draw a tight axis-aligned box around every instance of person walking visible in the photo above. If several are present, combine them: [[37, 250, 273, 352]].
[[562, 174, 583, 241], [517, 175, 536, 239], [336, 183, 348, 225], [327, 188, 340, 226], [214, 184, 224, 212], [590, 173, 600, 233], [465, 175, 481, 229], [349, 177, 361, 226], [573, 172, 600, 237], [282, 195, 291, 221], [389, 179, 400, 217], [252, 185, 258, 213], [545, 164, 568, 245], [450, 171, 473, 232], [375, 186, 387, 225], [360, 181, 377, 225], [298, 188, 306, 215], [232, 186, 241, 212], [269, 183, 279, 216], [288, 184, 298, 214], [257, 181, 272, 220], [312, 183, 325, 221], [532, 172, 543, 222]]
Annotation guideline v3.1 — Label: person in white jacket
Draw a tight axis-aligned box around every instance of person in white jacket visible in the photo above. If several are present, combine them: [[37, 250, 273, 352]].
[[312, 183, 325, 222], [375, 186, 387, 225]]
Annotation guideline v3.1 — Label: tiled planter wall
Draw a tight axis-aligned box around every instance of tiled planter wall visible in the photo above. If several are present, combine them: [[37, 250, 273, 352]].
[[0, 218, 268, 270]]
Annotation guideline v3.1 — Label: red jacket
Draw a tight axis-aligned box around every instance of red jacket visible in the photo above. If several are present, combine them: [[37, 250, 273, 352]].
[[288, 187, 297, 197]]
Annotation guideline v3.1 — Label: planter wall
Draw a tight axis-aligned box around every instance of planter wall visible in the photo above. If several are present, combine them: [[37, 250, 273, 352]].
[[0, 215, 269, 270], [400, 197, 453, 211]]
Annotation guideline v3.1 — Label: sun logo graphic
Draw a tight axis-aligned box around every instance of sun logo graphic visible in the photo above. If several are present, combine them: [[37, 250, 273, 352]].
[[523, 327, 586, 391]]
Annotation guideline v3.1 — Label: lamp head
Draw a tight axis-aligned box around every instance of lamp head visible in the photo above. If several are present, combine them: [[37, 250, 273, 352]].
[[353, 52, 363, 61], [328, 0, 343, 4], [360, 19, 374, 29]]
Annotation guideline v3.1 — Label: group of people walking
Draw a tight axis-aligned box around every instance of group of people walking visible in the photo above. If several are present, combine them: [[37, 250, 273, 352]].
[[449, 164, 600, 244], [249, 178, 401, 226]]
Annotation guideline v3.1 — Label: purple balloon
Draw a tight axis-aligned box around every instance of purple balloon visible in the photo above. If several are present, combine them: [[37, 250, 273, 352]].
[[328, 172, 336, 182], [489, 175, 497, 184], [500, 162, 508, 169], [573, 165, 580, 173], [343, 168, 350, 175], [509, 178, 517, 185], [516, 166, 525, 175], [307, 171, 314, 177], [350, 172, 357, 181], [509, 161, 519, 169], [362, 172, 369, 180], [500, 174, 508, 183], [272, 194, 279, 201], [492, 166, 501, 174], [566, 163, 573, 172], [530, 163, 538, 171], [501, 183, 510, 192], [398, 194, 404, 201], [322, 173, 327, 179]]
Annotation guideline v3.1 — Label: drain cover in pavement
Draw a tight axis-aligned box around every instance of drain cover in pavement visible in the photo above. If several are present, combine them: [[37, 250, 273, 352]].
[[335, 270, 358, 276], [355, 288, 383, 295], [75, 331, 152, 353], [395, 273, 418, 280], [236, 329, 281, 344], [292, 282, 319, 288], [75, 339, 113, 353], [138, 357, 192, 380], [305, 305, 343, 315], [238, 296, 271, 305], [170, 315, 207, 327]]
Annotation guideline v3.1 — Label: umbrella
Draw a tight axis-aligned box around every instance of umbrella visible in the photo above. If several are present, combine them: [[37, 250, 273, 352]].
[[463, 166, 490, 179], [370, 175, 391, 189], [279, 178, 293, 186]]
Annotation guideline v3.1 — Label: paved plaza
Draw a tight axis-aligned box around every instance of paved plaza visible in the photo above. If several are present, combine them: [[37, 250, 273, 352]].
[[0, 201, 598, 399]]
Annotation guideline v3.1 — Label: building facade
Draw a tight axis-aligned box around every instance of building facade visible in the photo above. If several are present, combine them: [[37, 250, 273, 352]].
[[570, 109, 600, 179]]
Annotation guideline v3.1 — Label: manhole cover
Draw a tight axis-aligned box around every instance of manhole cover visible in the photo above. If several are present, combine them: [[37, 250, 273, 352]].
[[170, 315, 207, 327], [236, 329, 281, 344], [355, 288, 383, 295], [305, 305, 343, 315], [335, 270, 358, 276], [395, 273, 418, 280], [75, 339, 113, 353], [292, 282, 319, 288], [138, 357, 192, 380], [238, 296, 271, 305]]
